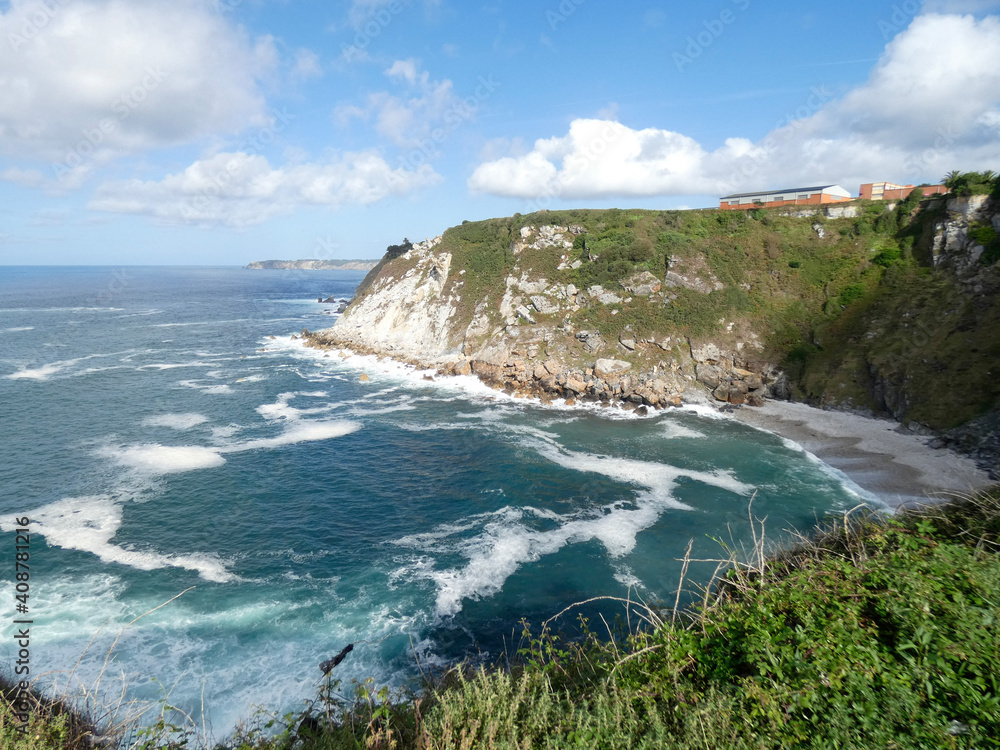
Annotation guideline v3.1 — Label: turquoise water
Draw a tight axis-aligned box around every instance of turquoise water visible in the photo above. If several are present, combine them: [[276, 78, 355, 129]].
[[0, 266, 875, 737]]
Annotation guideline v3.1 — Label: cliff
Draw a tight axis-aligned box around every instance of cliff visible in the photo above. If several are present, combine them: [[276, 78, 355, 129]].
[[305, 197, 1000, 463], [246, 259, 378, 271]]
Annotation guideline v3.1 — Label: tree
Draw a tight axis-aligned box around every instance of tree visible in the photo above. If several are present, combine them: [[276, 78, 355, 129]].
[[385, 238, 413, 260]]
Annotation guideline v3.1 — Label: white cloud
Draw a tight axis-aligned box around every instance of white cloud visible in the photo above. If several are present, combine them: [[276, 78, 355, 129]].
[[0, 167, 45, 187], [0, 0, 272, 167], [469, 13, 1000, 200], [293, 49, 324, 80], [469, 119, 756, 199], [335, 59, 470, 149], [88, 151, 442, 228]]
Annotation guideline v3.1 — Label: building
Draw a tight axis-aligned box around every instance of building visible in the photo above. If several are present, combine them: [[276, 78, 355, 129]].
[[719, 184, 853, 211], [859, 181, 949, 201]]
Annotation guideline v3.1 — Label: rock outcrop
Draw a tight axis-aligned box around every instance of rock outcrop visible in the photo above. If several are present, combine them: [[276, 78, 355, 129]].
[[304, 222, 785, 412]]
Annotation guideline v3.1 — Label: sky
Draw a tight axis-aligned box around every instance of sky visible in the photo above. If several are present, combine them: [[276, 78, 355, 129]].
[[1, 0, 999, 265]]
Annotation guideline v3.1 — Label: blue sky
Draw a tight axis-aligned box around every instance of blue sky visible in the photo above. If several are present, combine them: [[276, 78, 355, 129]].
[[1, 0, 998, 265]]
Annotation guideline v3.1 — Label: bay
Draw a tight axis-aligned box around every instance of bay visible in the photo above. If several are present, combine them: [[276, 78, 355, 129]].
[[0, 266, 876, 737]]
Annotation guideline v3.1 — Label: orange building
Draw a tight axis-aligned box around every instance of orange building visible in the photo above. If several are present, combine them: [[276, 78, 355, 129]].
[[859, 181, 949, 201], [719, 184, 853, 210]]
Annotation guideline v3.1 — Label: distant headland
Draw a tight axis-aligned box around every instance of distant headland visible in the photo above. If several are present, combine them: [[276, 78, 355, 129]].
[[245, 259, 379, 271]]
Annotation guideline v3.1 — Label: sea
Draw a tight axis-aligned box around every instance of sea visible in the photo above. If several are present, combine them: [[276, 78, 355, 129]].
[[0, 266, 880, 739]]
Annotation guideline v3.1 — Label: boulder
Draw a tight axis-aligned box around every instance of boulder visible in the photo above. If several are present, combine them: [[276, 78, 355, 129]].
[[575, 330, 606, 352], [712, 385, 732, 402], [515, 305, 536, 324], [586, 285, 623, 305], [530, 295, 560, 315], [690, 342, 726, 364], [618, 335, 636, 351], [471, 360, 504, 382], [594, 358, 632, 379], [695, 363, 722, 389], [620, 270, 662, 296], [564, 377, 587, 395]]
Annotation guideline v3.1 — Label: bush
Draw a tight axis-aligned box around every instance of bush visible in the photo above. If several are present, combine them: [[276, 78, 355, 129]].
[[839, 283, 865, 306], [943, 169, 1000, 197], [871, 245, 903, 267]]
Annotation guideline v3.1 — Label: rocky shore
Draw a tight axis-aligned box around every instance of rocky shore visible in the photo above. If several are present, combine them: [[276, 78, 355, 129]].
[[302, 325, 790, 414]]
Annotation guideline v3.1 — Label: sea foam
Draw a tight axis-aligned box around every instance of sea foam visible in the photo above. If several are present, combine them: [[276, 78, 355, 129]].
[[142, 413, 210, 430], [3, 496, 235, 583], [106, 444, 227, 474], [395, 438, 752, 618]]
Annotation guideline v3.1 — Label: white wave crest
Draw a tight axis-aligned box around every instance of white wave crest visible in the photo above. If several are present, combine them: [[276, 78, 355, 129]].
[[1, 496, 234, 583], [398, 439, 751, 618], [659, 420, 707, 440], [226, 420, 361, 452], [106, 444, 227, 474], [143, 413, 210, 430], [178, 379, 234, 394]]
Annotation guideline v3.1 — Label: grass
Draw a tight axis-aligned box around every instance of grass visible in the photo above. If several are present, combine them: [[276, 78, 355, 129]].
[[9, 487, 999, 749]]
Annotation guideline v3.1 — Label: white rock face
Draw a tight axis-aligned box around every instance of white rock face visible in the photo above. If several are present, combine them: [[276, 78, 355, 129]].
[[329, 236, 460, 359], [947, 194, 991, 222], [594, 359, 631, 378], [512, 224, 575, 255], [530, 295, 560, 315], [663, 255, 724, 294], [586, 285, 623, 305]]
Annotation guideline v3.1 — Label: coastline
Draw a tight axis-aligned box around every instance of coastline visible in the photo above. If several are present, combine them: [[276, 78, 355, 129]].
[[295, 334, 993, 510], [731, 400, 993, 509]]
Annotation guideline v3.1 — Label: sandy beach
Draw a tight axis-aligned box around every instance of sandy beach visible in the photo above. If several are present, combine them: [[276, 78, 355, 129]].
[[732, 400, 994, 508]]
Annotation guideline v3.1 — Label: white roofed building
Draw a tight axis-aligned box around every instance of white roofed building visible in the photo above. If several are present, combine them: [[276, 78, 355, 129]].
[[719, 185, 853, 210]]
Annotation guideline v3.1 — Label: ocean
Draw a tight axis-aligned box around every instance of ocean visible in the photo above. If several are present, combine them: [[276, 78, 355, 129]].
[[0, 266, 878, 738]]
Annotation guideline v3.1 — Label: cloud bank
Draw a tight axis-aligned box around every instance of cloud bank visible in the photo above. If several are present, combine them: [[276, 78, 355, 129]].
[[0, 0, 272, 168], [88, 151, 441, 228], [468, 13, 1000, 201]]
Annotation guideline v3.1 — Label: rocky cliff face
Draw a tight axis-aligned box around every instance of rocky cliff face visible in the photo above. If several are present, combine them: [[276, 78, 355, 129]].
[[797, 195, 1000, 466], [307, 219, 791, 411], [305, 201, 999, 455]]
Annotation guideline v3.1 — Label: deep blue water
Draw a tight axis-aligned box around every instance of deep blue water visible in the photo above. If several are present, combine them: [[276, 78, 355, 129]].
[[0, 266, 876, 738]]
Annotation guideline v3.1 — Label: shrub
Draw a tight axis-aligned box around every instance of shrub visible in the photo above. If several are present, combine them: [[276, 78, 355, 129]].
[[838, 283, 865, 307], [871, 245, 903, 267]]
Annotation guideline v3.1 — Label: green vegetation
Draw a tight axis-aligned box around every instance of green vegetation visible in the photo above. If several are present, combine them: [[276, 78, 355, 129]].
[[0, 679, 93, 750], [10, 489, 999, 749], [943, 170, 1000, 198]]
